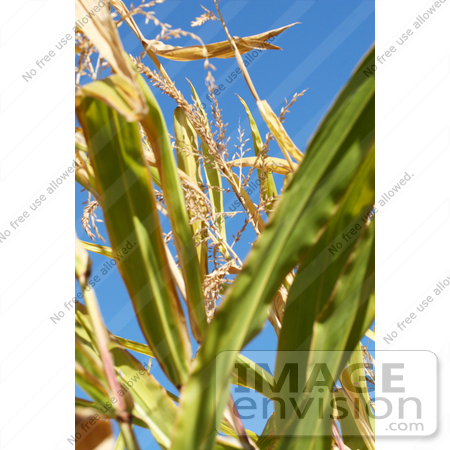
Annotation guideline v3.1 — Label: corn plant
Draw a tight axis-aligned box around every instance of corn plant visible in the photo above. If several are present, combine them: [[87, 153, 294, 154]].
[[75, 1, 375, 449]]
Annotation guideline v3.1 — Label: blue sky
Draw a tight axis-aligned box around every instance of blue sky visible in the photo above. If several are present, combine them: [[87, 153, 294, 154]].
[[75, 0, 374, 447]]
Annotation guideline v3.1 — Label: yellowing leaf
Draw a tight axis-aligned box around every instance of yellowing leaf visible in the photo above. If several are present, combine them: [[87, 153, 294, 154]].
[[228, 156, 294, 175], [75, 0, 146, 119], [365, 328, 375, 341], [257, 99, 304, 164], [143, 23, 298, 60]]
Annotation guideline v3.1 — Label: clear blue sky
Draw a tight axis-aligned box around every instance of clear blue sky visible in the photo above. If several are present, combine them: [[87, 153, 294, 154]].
[[75, 1, 374, 447]]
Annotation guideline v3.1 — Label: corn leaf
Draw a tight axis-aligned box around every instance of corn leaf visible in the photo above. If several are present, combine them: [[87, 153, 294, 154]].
[[76, 235, 129, 416], [143, 24, 298, 61], [76, 303, 180, 448], [75, 397, 149, 430], [174, 107, 203, 185], [75, 406, 114, 450], [113, 432, 126, 450], [336, 345, 374, 450], [184, 82, 264, 235], [335, 368, 374, 450], [273, 148, 375, 448], [228, 157, 293, 176], [187, 79, 227, 243], [114, 336, 155, 358], [237, 95, 278, 207], [256, 414, 278, 450], [136, 74, 207, 341], [80, 240, 114, 259], [80, 226, 188, 303], [174, 106, 208, 279], [76, 131, 98, 195], [75, 337, 112, 411], [232, 354, 275, 396], [347, 344, 374, 421], [257, 99, 303, 164], [75, 0, 146, 120], [365, 328, 375, 341], [76, 94, 192, 387], [169, 47, 375, 450]]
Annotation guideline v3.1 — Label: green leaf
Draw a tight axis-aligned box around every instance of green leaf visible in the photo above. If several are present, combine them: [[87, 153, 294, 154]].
[[273, 149, 375, 448], [232, 354, 274, 396], [76, 303, 179, 448], [237, 95, 278, 209], [78, 71, 207, 343], [75, 336, 111, 410], [113, 432, 126, 450], [137, 74, 208, 342], [114, 336, 155, 358], [80, 240, 114, 259], [170, 47, 375, 450], [75, 397, 149, 429], [346, 343, 374, 427], [174, 106, 209, 280], [187, 79, 227, 242], [336, 367, 374, 450], [76, 93, 192, 388], [256, 414, 278, 450]]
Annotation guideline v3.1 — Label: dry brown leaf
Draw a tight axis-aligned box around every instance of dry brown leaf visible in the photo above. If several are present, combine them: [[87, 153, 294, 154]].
[[143, 23, 298, 61], [75, 407, 113, 450], [110, 0, 146, 41]]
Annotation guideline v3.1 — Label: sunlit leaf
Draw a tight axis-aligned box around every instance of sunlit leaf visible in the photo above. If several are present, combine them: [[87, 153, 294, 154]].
[[76, 93, 192, 387], [170, 47, 375, 450]]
